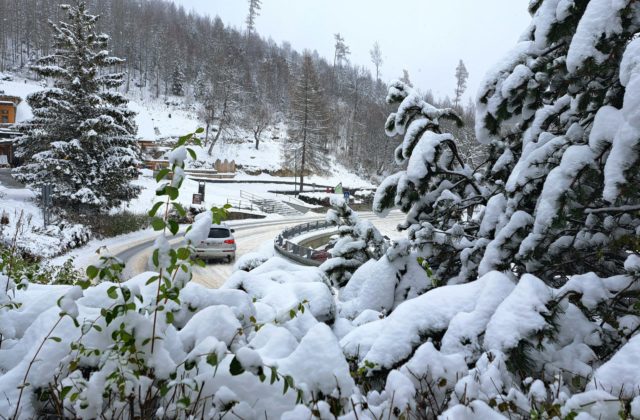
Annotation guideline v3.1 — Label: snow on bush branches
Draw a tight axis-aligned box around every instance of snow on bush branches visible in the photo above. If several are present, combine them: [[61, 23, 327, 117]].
[[1, 0, 640, 419]]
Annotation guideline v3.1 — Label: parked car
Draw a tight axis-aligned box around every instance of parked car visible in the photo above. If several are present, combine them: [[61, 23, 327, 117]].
[[193, 223, 236, 263], [310, 242, 334, 263]]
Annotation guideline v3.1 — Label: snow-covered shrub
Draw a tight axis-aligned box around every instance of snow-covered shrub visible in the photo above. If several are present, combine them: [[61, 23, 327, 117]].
[[0, 246, 84, 286], [0, 129, 352, 419], [320, 195, 387, 287]]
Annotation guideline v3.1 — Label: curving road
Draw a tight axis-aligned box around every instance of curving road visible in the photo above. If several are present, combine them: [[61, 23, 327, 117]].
[[116, 211, 407, 288]]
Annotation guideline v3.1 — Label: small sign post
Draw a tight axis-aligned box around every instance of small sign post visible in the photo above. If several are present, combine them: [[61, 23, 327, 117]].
[[198, 181, 206, 199], [192, 193, 203, 205]]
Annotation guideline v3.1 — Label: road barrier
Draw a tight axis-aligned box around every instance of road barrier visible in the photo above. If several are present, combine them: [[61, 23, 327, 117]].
[[274, 220, 335, 266]]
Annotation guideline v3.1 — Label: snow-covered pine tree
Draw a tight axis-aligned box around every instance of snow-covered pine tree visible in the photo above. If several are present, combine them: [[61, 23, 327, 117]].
[[320, 195, 387, 287], [13, 1, 140, 212], [373, 80, 484, 284], [476, 0, 640, 283], [171, 62, 185, 96], [342, 2, 640, 416], [285, 52, 329, 191]]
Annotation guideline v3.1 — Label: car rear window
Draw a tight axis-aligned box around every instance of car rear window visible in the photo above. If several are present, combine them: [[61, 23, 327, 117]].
[[208, 228, 230, 238]]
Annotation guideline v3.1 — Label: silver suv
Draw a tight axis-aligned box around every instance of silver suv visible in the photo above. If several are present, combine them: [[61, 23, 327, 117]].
[[194, 223, 236, 262]]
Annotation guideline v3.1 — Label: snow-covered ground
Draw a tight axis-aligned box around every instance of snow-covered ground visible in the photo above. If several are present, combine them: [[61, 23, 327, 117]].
[[0, 75, 376, 260], [1, 75, 374, 186]]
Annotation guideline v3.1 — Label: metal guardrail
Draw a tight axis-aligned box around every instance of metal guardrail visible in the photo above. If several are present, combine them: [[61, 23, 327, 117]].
[[239, 190, 275, 213], [226, 198, 257, 212], [274, 220, 334, 266]]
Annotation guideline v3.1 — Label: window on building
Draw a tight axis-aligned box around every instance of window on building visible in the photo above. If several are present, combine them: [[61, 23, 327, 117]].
[[1, 116, 8, 123], [0, 110, 8, 114]]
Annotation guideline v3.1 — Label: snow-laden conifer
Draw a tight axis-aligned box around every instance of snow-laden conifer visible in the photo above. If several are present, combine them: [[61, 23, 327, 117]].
[[13, 2, 140, 211], [373, 80, 485, 284]]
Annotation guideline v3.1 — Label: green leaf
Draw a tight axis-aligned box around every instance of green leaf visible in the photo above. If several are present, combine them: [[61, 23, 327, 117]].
[[195, 127, 204, 134], [178, 133, 192, 145], [229, 356, 244, 376], [152, 249, 160, 268], [166, 311, 174, 324], [206, 353, 218, 367], [155, 168, 171, 182], [166, 186, 179, 200], [172, 202, 186, 217], [49, 336, 62, 342], [156, 184, 167, 197], [177, 248, 191, 260], [296, 389, 304, 404], [186, 147, 197, 160], [270, 367, 278, 384], [148, 201, 164, 217], [168, 220, 179, 236], [151, 218, 166, 231], [106, 286, 118, 299], [60, 386, 73, 400], [289, 309, 296, 319], [86, 265, 99, 279]]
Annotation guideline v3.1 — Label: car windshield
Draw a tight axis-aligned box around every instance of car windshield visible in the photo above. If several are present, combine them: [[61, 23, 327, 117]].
[[208, 228, 230, 239]]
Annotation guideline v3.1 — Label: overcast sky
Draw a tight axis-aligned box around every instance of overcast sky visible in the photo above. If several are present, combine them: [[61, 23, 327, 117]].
[[173, 0, 531, 103]]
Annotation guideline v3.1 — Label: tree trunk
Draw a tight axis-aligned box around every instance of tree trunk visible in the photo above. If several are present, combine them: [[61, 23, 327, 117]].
[[207, 124, 223, 155]]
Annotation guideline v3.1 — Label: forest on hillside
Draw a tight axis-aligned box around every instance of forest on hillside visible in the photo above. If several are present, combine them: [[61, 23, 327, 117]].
[[0, 0, 481, 178]]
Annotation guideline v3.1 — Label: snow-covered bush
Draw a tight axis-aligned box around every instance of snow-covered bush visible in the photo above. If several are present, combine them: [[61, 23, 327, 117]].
[[0, 130, 353, 419], [320, 195, 387, 287]]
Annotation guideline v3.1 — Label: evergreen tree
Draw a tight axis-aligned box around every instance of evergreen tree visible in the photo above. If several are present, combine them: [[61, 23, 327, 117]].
[[333, 33, 351, 68], [285, 53, 329, 192], [320, 195, 387, 287], [246, 0, 262, 34], [453, 59, 468, 108], [170, 63, 185, 96], [342, 3, 640, 414], [475, 0, 640, 283], [13, 1, 140, 212], [373, 81, 479, 284]]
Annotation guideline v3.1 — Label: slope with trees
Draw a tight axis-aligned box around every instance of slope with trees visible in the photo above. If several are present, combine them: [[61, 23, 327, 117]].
[[1, 0, 398, 179]]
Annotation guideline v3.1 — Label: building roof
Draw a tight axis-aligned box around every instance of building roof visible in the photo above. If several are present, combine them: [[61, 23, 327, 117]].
[[0, 95, 21, 106]]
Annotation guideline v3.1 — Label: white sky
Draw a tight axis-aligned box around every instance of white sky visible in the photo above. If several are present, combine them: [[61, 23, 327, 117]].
[[174, 0, 531, 103]]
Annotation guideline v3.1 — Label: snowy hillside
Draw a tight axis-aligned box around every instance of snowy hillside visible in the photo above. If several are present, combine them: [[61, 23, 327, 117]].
[[1, 75, 374, 183]]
